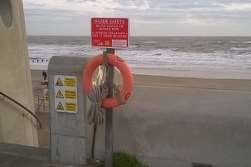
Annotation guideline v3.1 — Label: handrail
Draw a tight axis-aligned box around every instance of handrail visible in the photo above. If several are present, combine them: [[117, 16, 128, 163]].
[[0, 92, 42, 128]]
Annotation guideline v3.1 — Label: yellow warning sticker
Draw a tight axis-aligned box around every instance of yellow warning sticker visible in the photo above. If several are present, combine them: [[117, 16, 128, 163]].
[[56, 78, 64, 86], [44, 95, 48, 102], [65, 103, 77, 111], [56, 90, 64, 98], [56, 102, 64, 111], [54, 75, 78, 113], [64, 78, 76, 87], [64, 90, 76, 99]]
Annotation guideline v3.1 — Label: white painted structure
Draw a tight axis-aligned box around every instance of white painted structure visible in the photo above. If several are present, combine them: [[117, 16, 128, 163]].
[[0, 0, 38, 146]]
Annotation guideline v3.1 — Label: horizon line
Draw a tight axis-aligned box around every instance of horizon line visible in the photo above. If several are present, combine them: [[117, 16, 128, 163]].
[[27, 34, 251, 37]]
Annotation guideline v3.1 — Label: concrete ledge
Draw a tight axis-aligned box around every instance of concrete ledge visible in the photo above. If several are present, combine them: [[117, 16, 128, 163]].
[[0, 143, 49, 161]]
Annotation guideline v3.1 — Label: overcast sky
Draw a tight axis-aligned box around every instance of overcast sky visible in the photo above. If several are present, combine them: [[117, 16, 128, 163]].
[[23, 0, 251, 36]]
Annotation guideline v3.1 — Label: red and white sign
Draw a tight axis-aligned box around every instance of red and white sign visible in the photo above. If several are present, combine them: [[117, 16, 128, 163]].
[[91, 18, 129, 48]]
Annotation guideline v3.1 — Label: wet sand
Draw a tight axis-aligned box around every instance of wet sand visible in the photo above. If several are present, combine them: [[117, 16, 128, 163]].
[[31, 69, 251, 91]]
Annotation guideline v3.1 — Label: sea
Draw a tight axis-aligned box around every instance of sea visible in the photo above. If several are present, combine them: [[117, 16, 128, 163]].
[[28, 36, 251, 79]]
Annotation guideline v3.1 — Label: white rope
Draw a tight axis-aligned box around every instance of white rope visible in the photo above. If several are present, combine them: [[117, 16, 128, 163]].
[[87, 65, 107, 125], [94, 65, 106, 86], [87, 65, 120, 125], [87, 84, 108, 125]]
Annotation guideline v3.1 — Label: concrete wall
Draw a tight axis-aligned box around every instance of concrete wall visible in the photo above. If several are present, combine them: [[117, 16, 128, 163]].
[[0, 0, 38, 146], [91, 75, 251, 167]]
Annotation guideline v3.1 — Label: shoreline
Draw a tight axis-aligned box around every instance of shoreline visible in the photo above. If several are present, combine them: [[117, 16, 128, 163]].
[[31, 68, 251, 92], [30, 66, 251, 80]]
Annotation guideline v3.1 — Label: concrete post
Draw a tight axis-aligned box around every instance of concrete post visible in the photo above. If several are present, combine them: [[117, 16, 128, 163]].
[[48, 56, 88, 165]]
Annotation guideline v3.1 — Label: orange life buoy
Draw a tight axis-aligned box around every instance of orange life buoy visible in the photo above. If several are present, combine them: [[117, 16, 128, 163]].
[[83, 54, 133, 109]]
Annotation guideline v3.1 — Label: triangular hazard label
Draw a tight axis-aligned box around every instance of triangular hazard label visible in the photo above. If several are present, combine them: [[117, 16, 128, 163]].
[[56, 90, 64, 98], [56, 102, 64, 111], [56, 78, 64, 86]]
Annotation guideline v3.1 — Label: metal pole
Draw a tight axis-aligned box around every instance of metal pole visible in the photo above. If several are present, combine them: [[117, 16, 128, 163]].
[[104, 48, 115, 167]]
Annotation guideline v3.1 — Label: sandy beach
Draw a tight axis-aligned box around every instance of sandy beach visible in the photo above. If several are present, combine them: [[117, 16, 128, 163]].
[[31, 68, 251, 166]]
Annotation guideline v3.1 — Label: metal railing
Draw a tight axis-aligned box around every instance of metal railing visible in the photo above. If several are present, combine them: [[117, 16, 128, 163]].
[[33, 87, 49, 113], [0, 91, 42, 128]]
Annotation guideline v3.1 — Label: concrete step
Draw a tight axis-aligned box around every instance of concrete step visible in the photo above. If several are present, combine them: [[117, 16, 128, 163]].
[[0, 143, 87, 167], [0, 153, 50, 167], [0, 143, 49, 161]]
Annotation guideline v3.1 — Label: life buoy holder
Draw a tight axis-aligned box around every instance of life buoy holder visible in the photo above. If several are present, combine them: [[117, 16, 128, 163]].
[[83, 54, 133, 109]]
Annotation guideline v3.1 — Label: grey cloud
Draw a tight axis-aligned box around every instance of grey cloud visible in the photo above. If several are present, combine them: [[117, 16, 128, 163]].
[[23, 0, 251, 36]]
